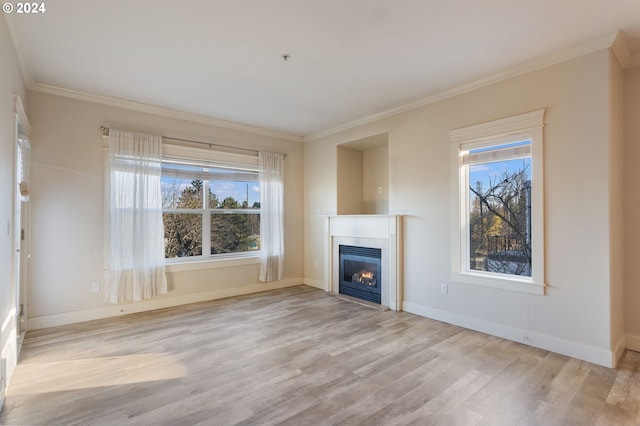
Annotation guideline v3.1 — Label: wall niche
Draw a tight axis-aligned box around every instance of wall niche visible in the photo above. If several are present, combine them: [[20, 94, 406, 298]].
[[337, 132, 388, 215]]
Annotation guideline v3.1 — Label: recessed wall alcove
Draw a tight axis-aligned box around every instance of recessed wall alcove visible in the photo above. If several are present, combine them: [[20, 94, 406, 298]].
[[337, 132, 388, 215]]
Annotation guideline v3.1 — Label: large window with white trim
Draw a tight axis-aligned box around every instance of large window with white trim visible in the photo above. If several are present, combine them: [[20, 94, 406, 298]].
[[161, 147, 261, 262], [465, 138, 532, 276], [450, 110, 545, 294]]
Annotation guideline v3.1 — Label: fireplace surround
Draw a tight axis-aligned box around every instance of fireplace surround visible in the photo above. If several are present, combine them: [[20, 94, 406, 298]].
[[323, 215, 403, 310]]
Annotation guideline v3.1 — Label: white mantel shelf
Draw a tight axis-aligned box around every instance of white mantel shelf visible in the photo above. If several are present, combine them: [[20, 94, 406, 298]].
[[323, 215, 403, 311]]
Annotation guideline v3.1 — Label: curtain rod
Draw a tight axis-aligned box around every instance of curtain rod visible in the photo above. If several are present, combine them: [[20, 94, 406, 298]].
[[100, 125, 266, 157]]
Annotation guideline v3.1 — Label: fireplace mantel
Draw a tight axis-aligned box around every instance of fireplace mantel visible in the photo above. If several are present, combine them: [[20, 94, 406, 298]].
[[323, 215, 403, 310]]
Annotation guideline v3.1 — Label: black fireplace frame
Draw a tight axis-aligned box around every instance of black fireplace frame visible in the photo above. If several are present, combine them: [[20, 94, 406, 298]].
[[339, 245, 382, 304]]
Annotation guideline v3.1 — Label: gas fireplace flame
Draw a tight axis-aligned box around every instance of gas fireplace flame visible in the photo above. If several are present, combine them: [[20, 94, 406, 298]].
[[353, 270, 377, 286]]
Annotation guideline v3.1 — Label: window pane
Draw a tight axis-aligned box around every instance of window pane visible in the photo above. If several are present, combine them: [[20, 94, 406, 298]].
[[163, 213, 203, 258], [468, 156, 531, 277], [209, 181, 260, 209], [161, 177, 204, 209], [161, 159, 262, 261], [210, 213, 260, 254]]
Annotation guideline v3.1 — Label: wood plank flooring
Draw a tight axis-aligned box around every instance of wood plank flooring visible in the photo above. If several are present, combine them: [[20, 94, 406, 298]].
[[1, 285, 639, 425]]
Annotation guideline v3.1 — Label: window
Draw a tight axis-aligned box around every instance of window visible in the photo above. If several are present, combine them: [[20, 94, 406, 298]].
[[466, 140, 532, 276], [160, 146, 261, 262], [450, 110, 545, 294]]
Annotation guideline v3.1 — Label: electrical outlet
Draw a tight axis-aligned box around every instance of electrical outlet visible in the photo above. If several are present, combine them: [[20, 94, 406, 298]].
[[91, 281, 100, 293], [440, 282, 448, 294], [378, 186, 383, 195], [315, 261, 319, 269]]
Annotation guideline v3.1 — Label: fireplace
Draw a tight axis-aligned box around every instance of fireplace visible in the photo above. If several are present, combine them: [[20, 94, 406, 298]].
[[339, 245, 382, 304], [324, 215, 402, 310]]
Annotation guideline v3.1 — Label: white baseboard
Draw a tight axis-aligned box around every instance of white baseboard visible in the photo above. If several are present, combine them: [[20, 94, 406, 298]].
[[28, 278, 304, 330], [625, 334, 640, 353], [403, 301, 615, 368], [613, 334, 627, 367], [303, 278, 325, 289]]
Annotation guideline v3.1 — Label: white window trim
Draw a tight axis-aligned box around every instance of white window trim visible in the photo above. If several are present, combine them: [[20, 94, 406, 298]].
[[450, 110, 546, 295], [165, 252, 260, 273]]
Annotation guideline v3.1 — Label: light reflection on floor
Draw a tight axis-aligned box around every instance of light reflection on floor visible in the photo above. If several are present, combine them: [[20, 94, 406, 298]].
[[8, 353, 186, 396]]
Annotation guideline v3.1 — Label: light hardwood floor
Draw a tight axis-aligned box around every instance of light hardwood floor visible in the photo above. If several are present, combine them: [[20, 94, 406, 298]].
[[1, 285, 639, 425]]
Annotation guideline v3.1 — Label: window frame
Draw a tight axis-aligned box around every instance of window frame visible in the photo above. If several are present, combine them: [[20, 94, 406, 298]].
[[450, 110, 546, 295], [161, 144, 261, 267]]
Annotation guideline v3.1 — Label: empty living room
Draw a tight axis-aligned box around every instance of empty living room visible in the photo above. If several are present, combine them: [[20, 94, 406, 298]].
[[2, 1, 640, 425]]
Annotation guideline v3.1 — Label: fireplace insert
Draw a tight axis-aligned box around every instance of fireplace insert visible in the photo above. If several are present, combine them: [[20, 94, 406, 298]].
[[339, 245, 382, 304]]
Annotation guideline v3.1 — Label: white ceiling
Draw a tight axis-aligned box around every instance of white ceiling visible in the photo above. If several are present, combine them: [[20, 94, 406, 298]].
[[5, 0, 640, 137]]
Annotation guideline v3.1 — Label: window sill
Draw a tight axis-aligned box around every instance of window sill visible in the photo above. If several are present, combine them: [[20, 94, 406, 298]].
[[166, 253, 260, 273], [452, 271, 546, 295]]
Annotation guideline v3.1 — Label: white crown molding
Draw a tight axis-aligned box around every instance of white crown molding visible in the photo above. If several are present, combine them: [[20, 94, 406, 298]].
[[12, 25, 634, 141], [611, 31, 631, 68], [305, 32, 621, 142], [29, 83, 303, 143], [12, 95, 30, 135], [4, 15, 34, 87]]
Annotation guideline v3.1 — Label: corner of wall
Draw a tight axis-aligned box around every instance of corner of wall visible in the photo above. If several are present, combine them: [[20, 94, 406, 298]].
[[607, 49, 625, 353], [623, 66, 640, 346], [303, 278, 325, 289]]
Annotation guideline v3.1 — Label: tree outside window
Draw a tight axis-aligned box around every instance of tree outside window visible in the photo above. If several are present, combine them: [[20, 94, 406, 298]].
[[468, 155, 531, 277], [161, 164, 260, 260]]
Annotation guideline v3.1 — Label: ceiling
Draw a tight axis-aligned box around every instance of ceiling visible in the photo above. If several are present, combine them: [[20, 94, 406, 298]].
[[5, 0, 640, 138]]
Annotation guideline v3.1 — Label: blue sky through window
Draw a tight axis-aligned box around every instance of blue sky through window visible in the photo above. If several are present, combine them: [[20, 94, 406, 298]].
[[468, 140, 531, 198], [468, 140, 530, 154], [161, 161, 260, 208], [211, 181, 260, 206], [161, 177, 260, 208]]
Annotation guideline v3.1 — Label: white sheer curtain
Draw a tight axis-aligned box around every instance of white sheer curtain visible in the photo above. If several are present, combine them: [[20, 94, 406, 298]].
[[17, 136, 30, 201], [107, 129, 167, 303], [259, 152, 284, 282]]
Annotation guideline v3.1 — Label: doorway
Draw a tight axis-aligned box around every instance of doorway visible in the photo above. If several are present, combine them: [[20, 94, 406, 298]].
[[13, 102, 30, 349]]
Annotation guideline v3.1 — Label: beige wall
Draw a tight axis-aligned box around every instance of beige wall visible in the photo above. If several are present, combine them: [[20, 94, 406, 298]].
[[624, 66, 640, 344], [336, 146, 363, 214], [1, 14, 27, 393], [363, 145, 388, 214], [305, 49, 621, 365], [608, 51, 624, 354], [26, 91, 304, 326], [336, 144, 389, 215]]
